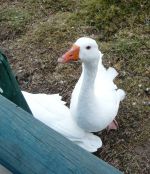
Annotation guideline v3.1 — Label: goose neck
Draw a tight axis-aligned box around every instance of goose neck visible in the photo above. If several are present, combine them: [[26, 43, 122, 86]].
[[83, 62, 98, 84]]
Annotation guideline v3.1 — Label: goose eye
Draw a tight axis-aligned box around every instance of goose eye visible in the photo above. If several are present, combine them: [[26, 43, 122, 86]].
[[86, 46, 91, 50]]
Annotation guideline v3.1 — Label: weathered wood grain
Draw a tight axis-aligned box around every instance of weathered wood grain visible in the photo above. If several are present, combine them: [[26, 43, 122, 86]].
[[0, 95, 122, 174]]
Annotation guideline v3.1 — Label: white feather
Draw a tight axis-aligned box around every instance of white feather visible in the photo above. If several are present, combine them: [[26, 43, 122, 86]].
[[22, 91, 102, 152]]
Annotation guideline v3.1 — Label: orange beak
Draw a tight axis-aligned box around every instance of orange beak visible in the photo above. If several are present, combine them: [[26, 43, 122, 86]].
[[58, 45, 80, 63]]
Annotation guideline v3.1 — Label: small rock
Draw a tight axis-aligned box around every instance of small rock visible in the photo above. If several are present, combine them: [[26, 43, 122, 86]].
[[132, 102, 136, 106], [143, 101, 150, 106], [145, 87, 150, 92], [60, 80, 64, 84], [138, 84, 142, 88], [144, 87, 150, 95], [17, 69, 23, 73], [122, 71, 126, 76]]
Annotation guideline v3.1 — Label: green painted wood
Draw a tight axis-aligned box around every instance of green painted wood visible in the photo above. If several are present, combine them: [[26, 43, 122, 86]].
[[0, 95, 122, 174], [0, 50, 32, 114]]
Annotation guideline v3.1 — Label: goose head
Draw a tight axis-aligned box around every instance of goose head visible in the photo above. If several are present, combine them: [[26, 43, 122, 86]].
[[58, 37, 103, 64]]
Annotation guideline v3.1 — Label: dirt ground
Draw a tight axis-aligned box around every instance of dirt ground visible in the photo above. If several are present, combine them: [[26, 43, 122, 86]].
[[0, 1, 150, 173]]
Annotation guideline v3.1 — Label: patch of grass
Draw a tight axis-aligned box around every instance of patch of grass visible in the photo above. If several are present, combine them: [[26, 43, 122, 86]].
[[36, 0, 79, 12], [0, 8, 31, 26], [24, 13, 77, 45], [0, 7, 32, 40], [98, 24, 150, 76], [109, 38, 149, 75], [73, 0, 149, 40], [26, 0, 80, 13]]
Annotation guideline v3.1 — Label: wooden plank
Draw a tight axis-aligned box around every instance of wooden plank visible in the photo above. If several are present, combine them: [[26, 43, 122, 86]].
[[0, 95, 122, 174]]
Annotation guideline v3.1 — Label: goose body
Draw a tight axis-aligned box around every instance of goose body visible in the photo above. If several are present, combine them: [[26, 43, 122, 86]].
[[59, 37, 125, 132], [70, 63, 125, 132], [22, 91, 102, 152]]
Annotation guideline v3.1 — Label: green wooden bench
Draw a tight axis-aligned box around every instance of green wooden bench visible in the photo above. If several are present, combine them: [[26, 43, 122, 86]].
[[0, 51, 31, 114], [0, 51, 122, 174]]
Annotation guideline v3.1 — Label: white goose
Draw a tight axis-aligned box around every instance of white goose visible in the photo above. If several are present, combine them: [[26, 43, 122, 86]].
[[22, 91, 102, 152], [58, 37, 125, 132]]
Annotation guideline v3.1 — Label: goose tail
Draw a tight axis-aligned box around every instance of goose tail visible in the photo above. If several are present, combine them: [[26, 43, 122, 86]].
[[74, 133, 102, 152]]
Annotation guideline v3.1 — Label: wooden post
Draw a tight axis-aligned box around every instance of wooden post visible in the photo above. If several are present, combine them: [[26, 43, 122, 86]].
[[0, 95, 122, 174]]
